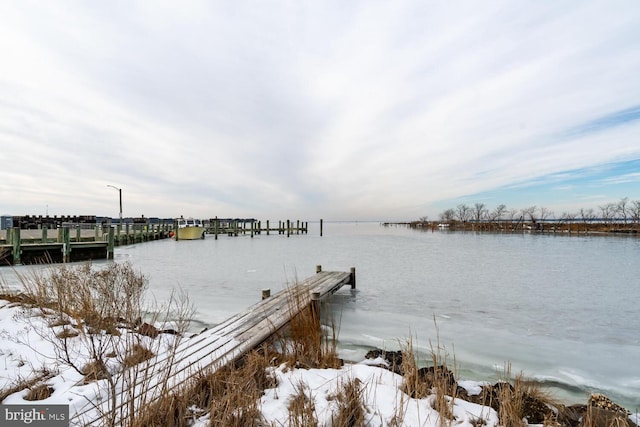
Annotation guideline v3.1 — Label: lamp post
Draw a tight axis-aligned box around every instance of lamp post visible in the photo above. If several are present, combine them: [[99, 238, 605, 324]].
[[106, 185, 123, 225]]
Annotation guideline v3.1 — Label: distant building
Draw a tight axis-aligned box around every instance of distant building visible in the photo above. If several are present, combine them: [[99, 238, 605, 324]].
[[1, 216, 13, 230]]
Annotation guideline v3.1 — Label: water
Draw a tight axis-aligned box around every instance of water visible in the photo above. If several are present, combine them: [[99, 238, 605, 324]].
[[2, 222, 639, 409]]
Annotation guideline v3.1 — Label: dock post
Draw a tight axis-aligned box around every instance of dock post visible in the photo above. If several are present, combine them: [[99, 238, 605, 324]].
[[94, 224, 100, 241], [251, 220, 254, 238], [266, 220, 270, 236], [42, 226, 48, 243], [320, 219, 323, 237], [107, 227, 115, 259], [62, 227, 71, 263], [316, 265, 322, 273], [350, 267, 356, 289], [214, 216, 218, 240], [287, 220, 290, 237], [311, 291, 321, 325], [75, 224, 81, 242], [261, 289, 271, 300], [10, 228, 21, 265]]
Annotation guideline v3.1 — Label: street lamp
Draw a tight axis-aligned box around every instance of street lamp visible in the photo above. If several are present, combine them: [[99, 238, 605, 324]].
[[106, 185, 123, 224]]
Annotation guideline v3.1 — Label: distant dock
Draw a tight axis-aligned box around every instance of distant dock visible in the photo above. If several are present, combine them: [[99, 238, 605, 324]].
[[205, 218, 315, 238], [1, 218, 324, 266]]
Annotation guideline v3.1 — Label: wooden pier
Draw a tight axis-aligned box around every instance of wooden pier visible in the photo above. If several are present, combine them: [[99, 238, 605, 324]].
[[0, 218, 322, 265], [205, 217, 311, 238], [0, 222, 174, 266], [73, 266, 356, 425]]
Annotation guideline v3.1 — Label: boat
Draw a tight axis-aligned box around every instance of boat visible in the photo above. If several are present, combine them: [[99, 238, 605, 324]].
[[174, 217, 206, 240]]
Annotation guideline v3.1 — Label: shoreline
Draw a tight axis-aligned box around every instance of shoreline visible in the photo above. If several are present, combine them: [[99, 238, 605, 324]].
[[1, 296, 638, 426]]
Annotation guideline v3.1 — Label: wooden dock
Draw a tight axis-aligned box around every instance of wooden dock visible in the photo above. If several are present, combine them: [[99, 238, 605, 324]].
[[73, 267, 355, 425], [0, 222, 174, 265], [205, 218, 311, 238]]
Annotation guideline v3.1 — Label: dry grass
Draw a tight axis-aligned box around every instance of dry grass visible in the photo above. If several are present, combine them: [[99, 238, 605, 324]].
[[206, 361, 267, 427], [329, 378, 366, 427], [494, 363, 558, 427], [283, 283, 342, 370], [24, 382, 54, 401], [82, 359, 111, 383], [0, 368, 53, 402], [129, 392, 191, 427], [288, 379, 318, 427], [122, 344, 155, 369], [55, 326, 80, 339], [428, 340, 458, 425], [400, 338, 430, 399], [399, 334, 458, 427], [132, 347, 276, 427], [10, 262, 148, 342]]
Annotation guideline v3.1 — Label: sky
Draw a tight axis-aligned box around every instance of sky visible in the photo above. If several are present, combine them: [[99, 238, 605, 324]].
[[1, 1, 640, 222]]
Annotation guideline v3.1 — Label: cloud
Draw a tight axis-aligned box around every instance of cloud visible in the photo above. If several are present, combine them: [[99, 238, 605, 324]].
[[560, 105, 640, 139], [1, 1, 640, 220]]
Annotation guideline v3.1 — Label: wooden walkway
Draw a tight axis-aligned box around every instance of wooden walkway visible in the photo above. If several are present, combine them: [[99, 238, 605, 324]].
[[0, 224, 173, 265], [73, 268, 355, 426]]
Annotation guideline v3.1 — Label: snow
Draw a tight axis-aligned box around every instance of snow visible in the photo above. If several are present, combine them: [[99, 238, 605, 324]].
[[1, 298, 637, 426]]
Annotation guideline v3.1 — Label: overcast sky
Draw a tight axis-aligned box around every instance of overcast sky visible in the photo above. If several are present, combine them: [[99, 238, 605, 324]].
[[1, 1, 639, 221]]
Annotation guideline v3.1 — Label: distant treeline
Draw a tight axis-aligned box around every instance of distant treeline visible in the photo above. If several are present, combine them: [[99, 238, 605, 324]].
[[412, 197, 640, 232]]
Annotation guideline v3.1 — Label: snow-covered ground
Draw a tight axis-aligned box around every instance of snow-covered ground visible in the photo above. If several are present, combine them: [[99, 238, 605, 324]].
[[1, 298, 637, 426]]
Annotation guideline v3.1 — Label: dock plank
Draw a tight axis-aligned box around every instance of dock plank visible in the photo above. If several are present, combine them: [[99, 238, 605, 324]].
[[73, 269, 354, 425]]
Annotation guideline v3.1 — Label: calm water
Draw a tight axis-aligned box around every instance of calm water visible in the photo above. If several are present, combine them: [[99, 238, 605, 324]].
[[3, 222, 639, 409]]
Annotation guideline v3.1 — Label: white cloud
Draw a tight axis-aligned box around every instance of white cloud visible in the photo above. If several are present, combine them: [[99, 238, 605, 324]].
[[1, 1, 640, 220]]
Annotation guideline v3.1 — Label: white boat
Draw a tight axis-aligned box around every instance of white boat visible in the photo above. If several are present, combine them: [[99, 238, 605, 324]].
[[175, 217, 205, 240]]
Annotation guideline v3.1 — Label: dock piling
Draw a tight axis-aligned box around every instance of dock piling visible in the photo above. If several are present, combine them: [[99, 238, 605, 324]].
[[107, 227, 115, 259], [11, 228, 21, 265]]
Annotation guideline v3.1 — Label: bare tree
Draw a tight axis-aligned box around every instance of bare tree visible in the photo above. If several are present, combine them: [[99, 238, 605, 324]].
[[579, 208, 596, 233], [487, 204, 507, 230], [521, 206, 537, 222], [473, 202, 488, 224], [559, 212, 577, 233], [538, 207, 553, 221], [491, 204, 507, 221], [599, 203, 616, 225], [616, 197, 629, 225], [439, 209, 455, 222], [631, 200, 640, 224], [455, 203, 472, 223]]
